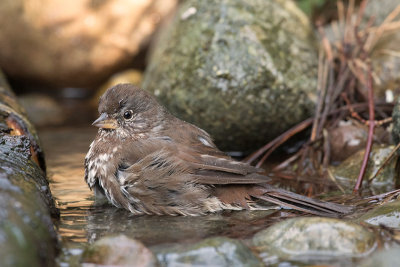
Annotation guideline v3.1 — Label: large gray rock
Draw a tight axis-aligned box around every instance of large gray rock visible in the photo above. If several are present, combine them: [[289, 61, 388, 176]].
[[143, 0, 317, 152]]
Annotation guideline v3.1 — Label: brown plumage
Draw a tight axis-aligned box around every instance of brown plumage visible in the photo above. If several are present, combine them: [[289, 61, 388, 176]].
[[84, 84, 352, 216]]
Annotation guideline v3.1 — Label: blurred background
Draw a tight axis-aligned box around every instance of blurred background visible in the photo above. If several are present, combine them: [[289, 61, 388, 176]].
[[0, 0, 355, 152]]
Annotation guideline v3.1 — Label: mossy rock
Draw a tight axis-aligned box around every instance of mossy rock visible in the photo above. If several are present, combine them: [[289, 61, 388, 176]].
[[143, 0, 317, 152]]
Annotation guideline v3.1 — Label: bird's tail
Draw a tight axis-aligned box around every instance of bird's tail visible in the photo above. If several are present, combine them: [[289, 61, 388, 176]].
[[252, 185, 353, 217]]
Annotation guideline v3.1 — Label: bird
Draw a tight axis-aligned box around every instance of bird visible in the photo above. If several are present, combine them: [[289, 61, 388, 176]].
[[84, 83, 352, 216]]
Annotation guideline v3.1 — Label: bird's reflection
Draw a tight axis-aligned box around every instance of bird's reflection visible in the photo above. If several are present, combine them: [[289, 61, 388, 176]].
[[84, 204, 282, 246]]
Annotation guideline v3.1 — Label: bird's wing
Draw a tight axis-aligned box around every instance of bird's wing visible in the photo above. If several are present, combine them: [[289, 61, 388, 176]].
[[190, 170, 271, 184], [177, 150, 262, 175], [119, 138, 352, 217], [120, 137, 270, 185]]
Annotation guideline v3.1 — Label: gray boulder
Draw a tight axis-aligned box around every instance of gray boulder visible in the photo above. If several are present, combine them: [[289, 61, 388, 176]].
[[143, 0, 317, 152]]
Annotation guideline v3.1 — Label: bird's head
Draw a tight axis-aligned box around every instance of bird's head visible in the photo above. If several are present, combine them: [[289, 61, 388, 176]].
[[93, 83, 165, 137]]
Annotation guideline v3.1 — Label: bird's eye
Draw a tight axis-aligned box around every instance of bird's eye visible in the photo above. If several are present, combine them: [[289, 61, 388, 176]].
[[123, 110, 133, 120]]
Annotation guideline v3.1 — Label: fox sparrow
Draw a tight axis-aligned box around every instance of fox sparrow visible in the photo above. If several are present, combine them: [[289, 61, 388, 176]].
[[85, 84, 352, 216]]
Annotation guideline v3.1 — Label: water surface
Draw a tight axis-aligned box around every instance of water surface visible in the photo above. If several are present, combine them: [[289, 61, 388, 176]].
[[39, 127, 284, 258]]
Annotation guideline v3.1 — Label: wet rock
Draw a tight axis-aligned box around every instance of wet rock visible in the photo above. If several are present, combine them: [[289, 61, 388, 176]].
[[329, 145, 399, 194], [153, 237, 262, 267], [360, 247, 400, 267], [358, 199, 400, 228], [82, 235, 158, 267], [19, 94, 65, 127], [0, 72, 59, 266], [252, 217, 376, 263], [143, 0, 317, 152], [0, 0, 177, 88]]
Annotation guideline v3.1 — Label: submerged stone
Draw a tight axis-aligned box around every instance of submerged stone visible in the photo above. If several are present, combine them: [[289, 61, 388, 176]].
[[154, 237, 262, 267], [82, 235, 159, 267], [252, 217, 376, 263], [143, 0, 317, 152]]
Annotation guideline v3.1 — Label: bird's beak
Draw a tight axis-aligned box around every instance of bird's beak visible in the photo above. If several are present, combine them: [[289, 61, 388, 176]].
[[92, 113, 118, 129]]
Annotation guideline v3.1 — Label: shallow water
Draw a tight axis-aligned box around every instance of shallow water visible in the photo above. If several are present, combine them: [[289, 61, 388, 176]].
[[39, 126, 288, 264], [38, 126, 400, 266], [40, 127, 94, 244]]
